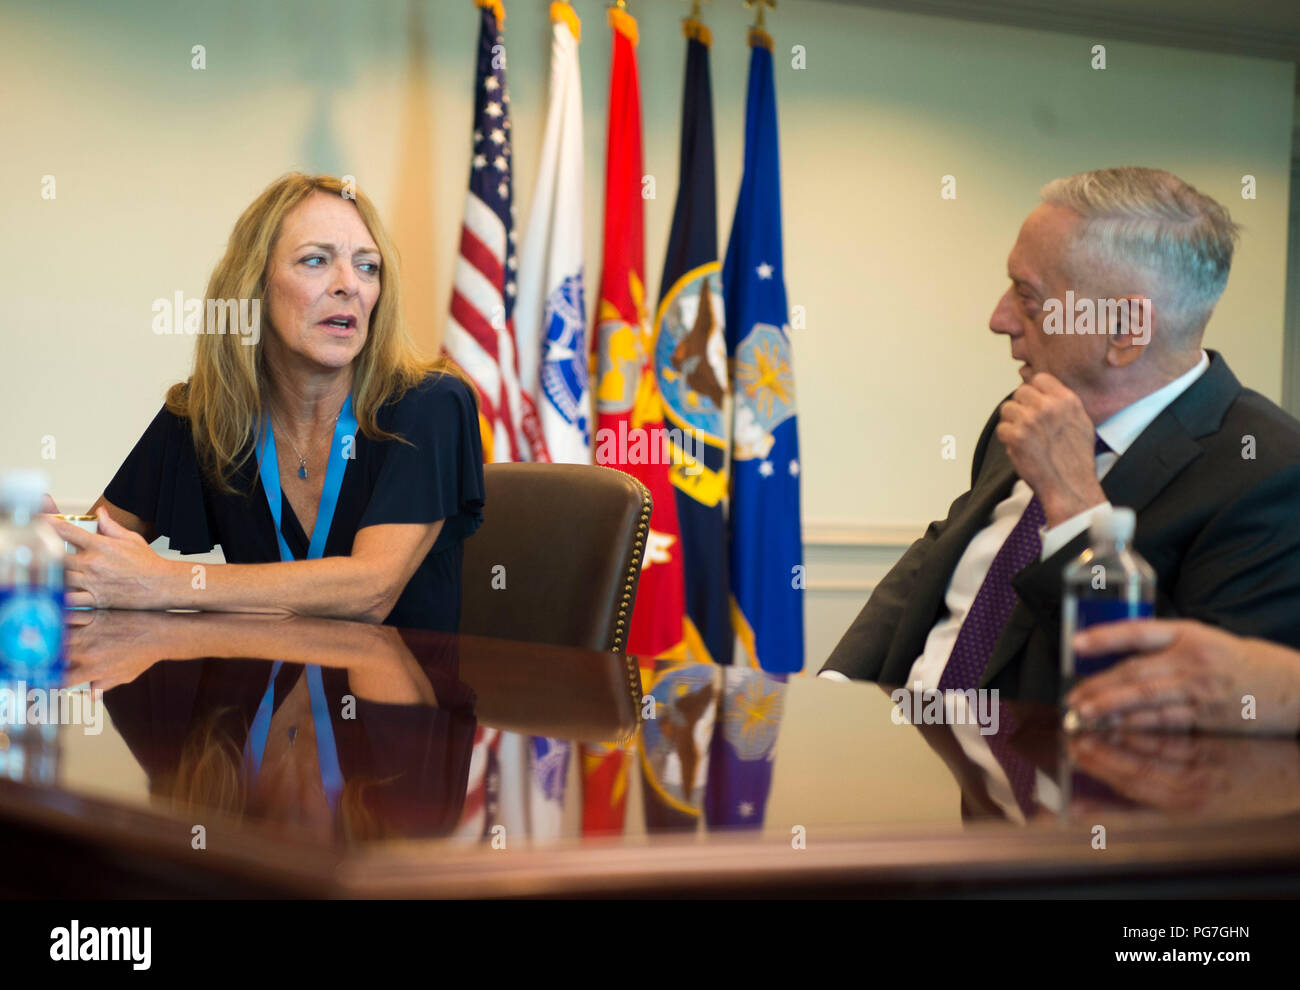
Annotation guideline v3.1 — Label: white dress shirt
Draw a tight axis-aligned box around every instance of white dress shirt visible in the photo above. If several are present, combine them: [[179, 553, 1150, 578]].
[[820, 351, 1210, 687]]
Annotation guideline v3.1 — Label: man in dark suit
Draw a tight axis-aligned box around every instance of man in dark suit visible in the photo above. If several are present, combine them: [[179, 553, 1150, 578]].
[[821, 167, 1300, 703]]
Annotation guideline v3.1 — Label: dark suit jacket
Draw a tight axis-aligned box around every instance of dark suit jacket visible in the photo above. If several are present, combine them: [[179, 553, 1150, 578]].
[[821, 351, 1300, 703]]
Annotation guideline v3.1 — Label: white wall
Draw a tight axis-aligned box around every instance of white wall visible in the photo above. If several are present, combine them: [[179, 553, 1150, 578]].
[[1, 0, 1293, 666]]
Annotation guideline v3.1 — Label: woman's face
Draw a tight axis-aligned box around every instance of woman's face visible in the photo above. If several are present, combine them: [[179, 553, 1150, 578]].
[[263, 190, 382, 372]]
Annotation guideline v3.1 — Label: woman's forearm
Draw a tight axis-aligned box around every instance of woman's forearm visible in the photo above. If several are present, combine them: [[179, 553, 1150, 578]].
[[165, 555, 397, 622]]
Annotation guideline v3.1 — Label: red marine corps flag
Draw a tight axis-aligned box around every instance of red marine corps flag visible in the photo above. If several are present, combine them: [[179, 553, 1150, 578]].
[[582, 1, 686, 836], [592, 2, 685, 660]]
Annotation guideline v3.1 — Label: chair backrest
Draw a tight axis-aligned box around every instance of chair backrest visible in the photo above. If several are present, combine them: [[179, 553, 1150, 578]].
[[459, 463, 652, 652]]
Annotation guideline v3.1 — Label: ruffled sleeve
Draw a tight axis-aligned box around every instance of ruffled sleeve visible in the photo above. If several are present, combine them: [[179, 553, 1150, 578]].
[[102, 405, 216, 555], [357, 372, 486, 549]]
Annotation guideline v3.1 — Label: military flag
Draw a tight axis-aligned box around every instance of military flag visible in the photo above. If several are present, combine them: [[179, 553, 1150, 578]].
[[722, 23, 804, 673], [583, 4, 684, 835], [653, 14, 731, 667], [591, 3, 685, 660], [514, 1, 591, 463]]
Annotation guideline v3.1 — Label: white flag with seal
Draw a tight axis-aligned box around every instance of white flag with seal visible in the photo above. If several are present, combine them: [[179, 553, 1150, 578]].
[[514, 1, 591, 464]]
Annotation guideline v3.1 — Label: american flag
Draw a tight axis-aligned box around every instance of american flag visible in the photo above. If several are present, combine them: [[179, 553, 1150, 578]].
[[444, 1, 548, 464]]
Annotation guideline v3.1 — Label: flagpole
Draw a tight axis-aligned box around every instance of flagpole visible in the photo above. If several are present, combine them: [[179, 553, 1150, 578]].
[[744, 0, 775, 29], [683, 0, 713, 43]]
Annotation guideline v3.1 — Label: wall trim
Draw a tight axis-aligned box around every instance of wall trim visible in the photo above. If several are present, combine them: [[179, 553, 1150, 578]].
[[806, 579, 879, 593], [804, 519, 923, 550], [832, 0, 1300, 63]]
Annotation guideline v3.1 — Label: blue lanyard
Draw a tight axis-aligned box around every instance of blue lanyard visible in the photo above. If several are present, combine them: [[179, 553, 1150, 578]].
[[255, 394, 357, 563], [245, 661, 345, 813], [244, 394, 357, 814]]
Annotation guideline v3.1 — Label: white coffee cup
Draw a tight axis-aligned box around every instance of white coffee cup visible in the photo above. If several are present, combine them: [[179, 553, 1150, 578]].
[[54, 513, 98, 555]]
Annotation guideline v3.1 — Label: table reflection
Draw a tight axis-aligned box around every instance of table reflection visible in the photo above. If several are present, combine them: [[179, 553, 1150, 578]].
[[892, 686, 1300, 824], [5, 614, 1299, 863]]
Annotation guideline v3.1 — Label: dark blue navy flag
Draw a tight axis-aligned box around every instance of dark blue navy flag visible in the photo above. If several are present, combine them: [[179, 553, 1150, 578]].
[[654, 17, 731, 667], [722, 28, 804, 673]]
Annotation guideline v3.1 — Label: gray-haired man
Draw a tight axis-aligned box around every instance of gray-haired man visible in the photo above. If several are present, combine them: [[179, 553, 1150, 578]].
[[822, 167, 1300, 703]]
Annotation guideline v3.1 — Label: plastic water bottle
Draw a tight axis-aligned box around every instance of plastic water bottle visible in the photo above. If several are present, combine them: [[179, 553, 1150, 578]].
[[1060, 506, 1155, 697], [0, 470, 65, 682]]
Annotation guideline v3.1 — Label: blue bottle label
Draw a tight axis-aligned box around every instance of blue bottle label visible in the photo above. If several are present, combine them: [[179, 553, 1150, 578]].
[[0, 588, 65, 672], [1073, 598, 1154, 677]]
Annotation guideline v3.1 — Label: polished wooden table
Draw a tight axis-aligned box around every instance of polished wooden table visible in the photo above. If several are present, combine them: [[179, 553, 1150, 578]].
[[2, 609, 1299, 898]]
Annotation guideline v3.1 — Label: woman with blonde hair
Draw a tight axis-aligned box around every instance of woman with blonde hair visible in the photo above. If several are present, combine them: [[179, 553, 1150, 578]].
[[50, 173, 484, 633]]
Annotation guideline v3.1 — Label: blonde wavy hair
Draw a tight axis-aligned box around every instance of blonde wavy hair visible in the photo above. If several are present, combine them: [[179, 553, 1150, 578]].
[[161, 705, 391, 842], [165, 172, 473, 494]]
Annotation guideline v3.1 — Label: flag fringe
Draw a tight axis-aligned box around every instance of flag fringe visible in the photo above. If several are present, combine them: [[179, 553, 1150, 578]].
[[683, 17, 713, 47], [747, 26, 773, 51], [550, 1, 580, 41], [608, 6, 638, 45], [475, 0, 505, 26]]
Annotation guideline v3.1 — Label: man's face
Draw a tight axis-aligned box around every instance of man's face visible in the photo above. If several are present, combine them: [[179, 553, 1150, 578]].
[[989, 203, 1107, 390]]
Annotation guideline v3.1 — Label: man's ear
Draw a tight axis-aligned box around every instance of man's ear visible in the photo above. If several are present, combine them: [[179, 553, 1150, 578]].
[[1104, 295, 1153, 368]]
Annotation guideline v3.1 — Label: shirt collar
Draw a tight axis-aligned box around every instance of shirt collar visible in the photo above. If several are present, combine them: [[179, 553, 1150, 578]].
[[1096, 350, 1210, 457]]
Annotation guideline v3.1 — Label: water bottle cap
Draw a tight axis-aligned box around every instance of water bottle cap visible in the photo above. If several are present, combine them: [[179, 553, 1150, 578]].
[[0, 469, 51, 510], [1090, 505, 1136, 543]]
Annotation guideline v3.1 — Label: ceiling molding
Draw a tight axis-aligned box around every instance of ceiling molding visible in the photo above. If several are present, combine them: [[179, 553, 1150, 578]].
[[828, 0, 1300, 64]]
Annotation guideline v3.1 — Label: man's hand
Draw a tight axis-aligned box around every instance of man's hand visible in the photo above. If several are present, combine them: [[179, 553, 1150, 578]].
[[1065, 730, 1300, 817], [996, 372, 1105, 527], [1065, 619, 1300, 736]]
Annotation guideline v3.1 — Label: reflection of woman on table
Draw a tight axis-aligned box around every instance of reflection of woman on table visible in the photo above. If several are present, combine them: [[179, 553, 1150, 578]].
[[48, 173, 484, 631], [74, 610, 477, 841]]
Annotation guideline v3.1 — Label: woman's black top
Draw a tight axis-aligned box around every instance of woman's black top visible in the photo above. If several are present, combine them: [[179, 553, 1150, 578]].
[[103, 371, 485, 632]]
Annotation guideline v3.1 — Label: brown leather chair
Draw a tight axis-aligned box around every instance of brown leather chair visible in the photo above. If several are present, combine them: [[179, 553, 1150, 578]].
[[459, 463, 652, 653]]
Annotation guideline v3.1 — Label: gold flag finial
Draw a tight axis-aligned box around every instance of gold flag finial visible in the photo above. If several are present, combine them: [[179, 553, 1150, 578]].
[[744, 0, 774, 30], [684, 0, 713, 44]]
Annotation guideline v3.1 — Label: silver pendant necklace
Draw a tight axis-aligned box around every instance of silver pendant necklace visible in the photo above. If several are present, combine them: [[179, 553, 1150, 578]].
[[271, 408, 340, 481]]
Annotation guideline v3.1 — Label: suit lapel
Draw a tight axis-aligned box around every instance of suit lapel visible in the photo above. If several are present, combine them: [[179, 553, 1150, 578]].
[[878, 449, 1019, 685], [977, 421, 1204, 688]]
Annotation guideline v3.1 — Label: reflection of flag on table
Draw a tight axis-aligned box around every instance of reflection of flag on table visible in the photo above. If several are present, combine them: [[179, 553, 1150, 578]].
[[704, 666, 786, 828], [455, 725, 502, 841], [639, 661, 721, 831], [580, 738, 632, 835], [497, 731, 571, 843], [514, 1, 591, 464], [654, 16, 731, 667], [444, 0, 548, 464], [722, 25, 804, 673]]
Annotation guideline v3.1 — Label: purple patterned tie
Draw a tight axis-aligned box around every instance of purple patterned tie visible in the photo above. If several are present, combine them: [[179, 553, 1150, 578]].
[[985, 702, 1037, 817], [938, 434, 1110, 691]]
